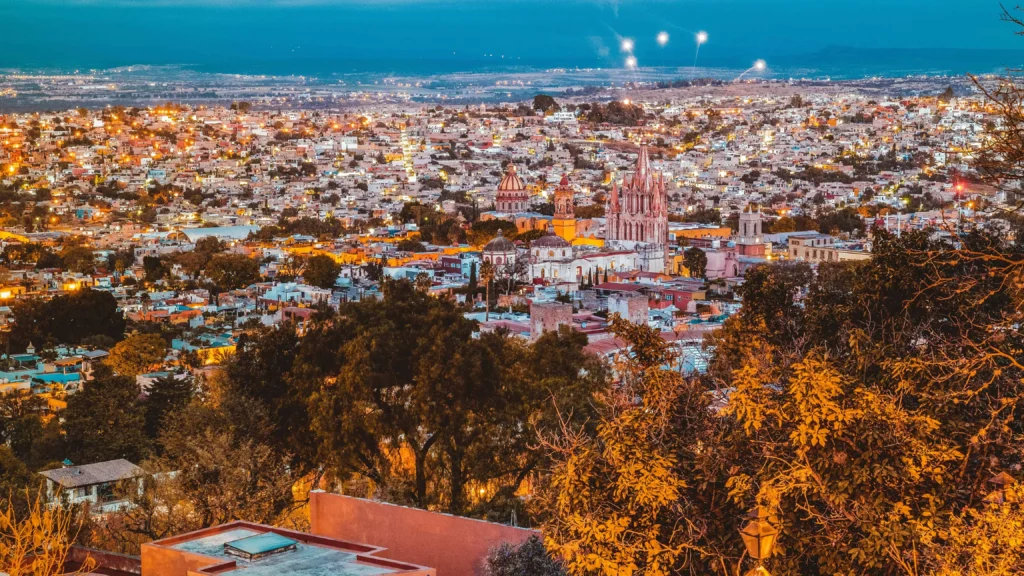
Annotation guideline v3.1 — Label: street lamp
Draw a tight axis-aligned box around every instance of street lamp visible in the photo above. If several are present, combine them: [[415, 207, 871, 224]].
[[739, 507, 779, 575]]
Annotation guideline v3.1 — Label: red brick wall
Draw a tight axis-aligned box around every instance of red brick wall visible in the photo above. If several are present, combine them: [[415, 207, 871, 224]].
[[309, 492, 537, 576]]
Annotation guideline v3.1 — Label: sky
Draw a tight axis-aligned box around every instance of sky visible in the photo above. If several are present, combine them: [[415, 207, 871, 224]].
[[1, 0, 1021, 74]]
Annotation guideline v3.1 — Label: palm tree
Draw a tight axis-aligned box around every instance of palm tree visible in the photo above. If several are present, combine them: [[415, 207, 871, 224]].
[[480, 260, 495, 322]]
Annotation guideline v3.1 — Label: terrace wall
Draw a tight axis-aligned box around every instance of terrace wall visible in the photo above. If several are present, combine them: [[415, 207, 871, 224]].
[[309, 492, 536, 576]]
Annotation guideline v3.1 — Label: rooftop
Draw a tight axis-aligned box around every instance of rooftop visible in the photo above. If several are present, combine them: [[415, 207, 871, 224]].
[[40, 459, 146, 489], [148, 522, 430, 576]]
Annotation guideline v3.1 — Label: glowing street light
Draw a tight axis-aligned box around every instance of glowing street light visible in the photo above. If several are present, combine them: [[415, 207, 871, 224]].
[[657, 31, 670, 46], [739, 507, 779, 576], [691, 32, 709, 78]]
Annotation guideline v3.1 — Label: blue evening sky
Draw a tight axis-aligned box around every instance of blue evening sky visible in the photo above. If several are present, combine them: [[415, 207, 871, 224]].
[[0, 1, 1019, 73]]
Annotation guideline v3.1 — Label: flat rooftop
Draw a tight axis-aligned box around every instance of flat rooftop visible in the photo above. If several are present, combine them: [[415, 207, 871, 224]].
[[149, 523, 428, 576]]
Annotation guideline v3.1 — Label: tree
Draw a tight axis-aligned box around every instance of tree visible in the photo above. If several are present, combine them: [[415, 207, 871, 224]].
[[533, 94, 560, 113], [143, 374, 194, 441], [142, 255, 166, 283], [484, 536, 566, 576], [469, 220, 517, 247], [7, 288, 125, 353], [307, 281, 606, 516], [96, 395, 298, 555], [414, 272, 433, 292], [468, 261, 478, 292], [63, 367, 149, 464], [302, 254, 341, 289], [542, 318, 716, 575], [0, 446, 34, 496], [154, 398, 296, 529], [770, 215, 796, 233], [0, 489, 89, 576], [222, 324, 310, 473], [683, 247, 708, 279], [193, 236, 226, 255], [396, 239, 426, 253], [480, 261, 495, 321], [60, 246, 95, 274], [106, 333, 166, 378], [205, 253, 260, 290]]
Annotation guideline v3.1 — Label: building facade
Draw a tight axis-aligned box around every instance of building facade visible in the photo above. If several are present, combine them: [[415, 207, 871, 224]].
[[552, 174, 576, 243], [494, 164, 529, 213], [606, 146, 669, 273]]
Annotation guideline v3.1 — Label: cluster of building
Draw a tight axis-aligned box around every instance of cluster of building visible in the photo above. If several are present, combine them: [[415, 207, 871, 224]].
[[0, 85, 1009, 412]]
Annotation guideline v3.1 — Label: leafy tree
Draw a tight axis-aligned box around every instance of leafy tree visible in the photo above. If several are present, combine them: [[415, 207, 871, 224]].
[[542, 318, 716, 575], [0, 446, 34, 495], [307, 280, 606, 516], [681, 207, 721, 225], [0, 489, 85, 576], [106, 333, 166, 378], [142, 256, 166, 283], [302, 255, 341, 289], [222, 324, 310, 472], [193, 236, 226, 255], [63, 367, 149, 464], [60, 246, 96, 274], [0, 394, 63, 471], [396, 239, 426, 253], [533, 94, 560, 113], [468, 220, 518, 247], [143, 374, 194, 440], [7, 288, 125, 353], [205, 254, 260, 290], [154, 397, 296, 528], [769, 215, 796, 233], [481, 261, 495, 321], [362, 257, 385, 282], [484, 536, 566, 576], [683, 247, 708, 279]]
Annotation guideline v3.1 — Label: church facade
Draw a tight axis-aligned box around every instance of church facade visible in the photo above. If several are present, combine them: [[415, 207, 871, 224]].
[[605, 145, 669, 273]]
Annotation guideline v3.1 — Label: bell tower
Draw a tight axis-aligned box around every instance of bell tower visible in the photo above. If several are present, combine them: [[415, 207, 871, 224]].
[[552, 174, 576, 243]]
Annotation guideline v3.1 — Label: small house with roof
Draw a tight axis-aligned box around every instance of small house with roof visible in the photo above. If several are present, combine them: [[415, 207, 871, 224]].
[[40, 459, 147, 514]]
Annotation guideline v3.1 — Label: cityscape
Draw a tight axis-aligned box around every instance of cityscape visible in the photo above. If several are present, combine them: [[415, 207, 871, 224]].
[[1, 1, 1024, 576]]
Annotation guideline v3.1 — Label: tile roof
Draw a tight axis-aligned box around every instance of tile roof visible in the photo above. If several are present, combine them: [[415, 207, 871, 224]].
[[40, 459, 146, 489]]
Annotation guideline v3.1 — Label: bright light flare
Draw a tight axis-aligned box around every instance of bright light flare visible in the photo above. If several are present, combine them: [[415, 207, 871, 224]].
[[696, 31, 708, 45], [657, 31, 670, 46], [754, 59, 767, 71], [625, 56, 638, 69], [621, 38, 635, 52]]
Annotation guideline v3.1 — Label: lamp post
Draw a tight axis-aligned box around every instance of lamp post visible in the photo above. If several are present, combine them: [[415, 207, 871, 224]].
[[739, 506, 779, 576]]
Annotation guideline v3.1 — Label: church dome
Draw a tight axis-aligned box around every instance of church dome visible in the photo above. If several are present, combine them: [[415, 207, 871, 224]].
[[497, 164, 525, 191], [484, 229, 516, 252], [532, 233, 570, 249]]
